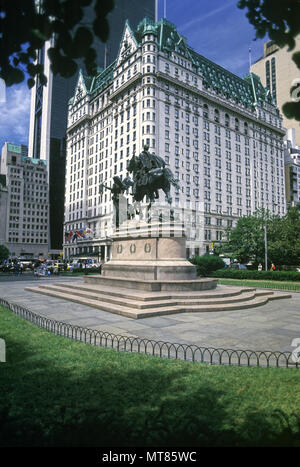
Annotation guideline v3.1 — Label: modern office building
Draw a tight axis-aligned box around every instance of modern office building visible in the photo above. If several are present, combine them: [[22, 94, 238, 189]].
[[0, 143, 49, 258], [63, 17, 286, 260], [284, 129, 300, 207], [28, 1, 156, 256], [251, 35, 300, 145]]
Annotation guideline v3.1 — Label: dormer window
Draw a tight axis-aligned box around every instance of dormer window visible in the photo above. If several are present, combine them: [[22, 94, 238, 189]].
[[214, 109, 219, 123], [76, 86, 83, 101]]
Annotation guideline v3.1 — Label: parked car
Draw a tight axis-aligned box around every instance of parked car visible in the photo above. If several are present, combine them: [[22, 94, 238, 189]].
[[230, 263, 247, 270], [0, 262, 14, 273], [54, 262, 65, 271], [85, 259, 100, 269], [69, 258, 100, 269]]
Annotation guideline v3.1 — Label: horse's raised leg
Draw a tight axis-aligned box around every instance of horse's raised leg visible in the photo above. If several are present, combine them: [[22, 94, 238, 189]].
[[163, 187, 174, 221]]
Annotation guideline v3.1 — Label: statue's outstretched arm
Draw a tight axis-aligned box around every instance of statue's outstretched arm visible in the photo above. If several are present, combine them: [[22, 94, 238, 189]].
[[102, 184, 112, 191]]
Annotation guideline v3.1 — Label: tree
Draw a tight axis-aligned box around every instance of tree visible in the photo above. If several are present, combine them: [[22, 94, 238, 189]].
[[220, 207, 300, 268], [238, 0, 300, 121], [221, 209, 272, 266], [0, 0, 114, 88], [267, 204, 300, 266], [0, 245, 10, 261]]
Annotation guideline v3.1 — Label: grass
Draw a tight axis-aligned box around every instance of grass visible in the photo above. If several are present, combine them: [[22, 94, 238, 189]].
[[217, 278, 300, 291], [1, 305, 300, 447]]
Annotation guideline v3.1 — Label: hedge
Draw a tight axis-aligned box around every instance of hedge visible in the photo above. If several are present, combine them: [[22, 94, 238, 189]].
[[212, 269, 300, 282], [71, 267, 102, 274], [189, 255, 225, 277]]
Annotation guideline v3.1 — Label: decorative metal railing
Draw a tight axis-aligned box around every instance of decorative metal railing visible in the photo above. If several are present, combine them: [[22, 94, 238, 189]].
[[0, 297, 298, 369]]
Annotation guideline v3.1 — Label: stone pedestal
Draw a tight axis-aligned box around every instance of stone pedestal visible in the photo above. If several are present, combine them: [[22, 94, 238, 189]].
[[102, 220, 197, 282], [26, 219, 291, 319]]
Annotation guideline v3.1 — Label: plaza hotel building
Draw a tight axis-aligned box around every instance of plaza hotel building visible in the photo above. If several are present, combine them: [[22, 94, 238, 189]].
[[63, 17, 286, 260]]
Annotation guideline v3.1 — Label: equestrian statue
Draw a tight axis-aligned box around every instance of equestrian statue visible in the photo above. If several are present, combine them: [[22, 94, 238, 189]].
[[128, 145, 179, 216], [100, 145, 180, 226]]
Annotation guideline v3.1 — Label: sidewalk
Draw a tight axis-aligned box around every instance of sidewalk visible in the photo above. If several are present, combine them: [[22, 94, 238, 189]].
[[0, 276, 299, 353]]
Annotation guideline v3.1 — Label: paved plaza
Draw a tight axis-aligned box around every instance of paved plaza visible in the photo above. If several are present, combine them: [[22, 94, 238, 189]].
[[0, 275, 299, 353]]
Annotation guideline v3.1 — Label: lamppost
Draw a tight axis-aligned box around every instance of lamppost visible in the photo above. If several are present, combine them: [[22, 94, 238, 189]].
[[264, 203, 277, 271], [264, 222, 268, 271]]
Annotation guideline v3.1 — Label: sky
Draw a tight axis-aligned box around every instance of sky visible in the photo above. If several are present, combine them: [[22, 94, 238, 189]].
[[0, 0, 268, 152]]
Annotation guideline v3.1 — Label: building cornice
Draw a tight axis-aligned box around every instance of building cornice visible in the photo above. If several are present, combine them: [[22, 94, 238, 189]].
[[109, 72, 143, 100], [67, 114, 92, 133], [156, 70, 285, 136]]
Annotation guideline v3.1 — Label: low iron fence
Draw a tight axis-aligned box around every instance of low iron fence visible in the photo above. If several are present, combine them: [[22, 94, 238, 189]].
[[0, 297, 298, 369]]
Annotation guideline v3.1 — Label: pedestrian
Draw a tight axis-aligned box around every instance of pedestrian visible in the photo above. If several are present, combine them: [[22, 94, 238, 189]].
[[14, 263, 19, 276], [20, 262, 24, 274], [271, 263, 276, 271], [258, 263, 262, 271]]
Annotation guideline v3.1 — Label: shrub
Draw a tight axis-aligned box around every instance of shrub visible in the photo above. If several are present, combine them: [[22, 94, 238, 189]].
[[0, 245, 9, 261], [212, 269, 300, 282], [71, 267, 101, 274], [189, 255, 225, 277]]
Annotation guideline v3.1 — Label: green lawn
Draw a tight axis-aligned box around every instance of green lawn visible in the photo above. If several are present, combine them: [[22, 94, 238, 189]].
[[217, 278, 300, 292], [1, 305, 300, 447]]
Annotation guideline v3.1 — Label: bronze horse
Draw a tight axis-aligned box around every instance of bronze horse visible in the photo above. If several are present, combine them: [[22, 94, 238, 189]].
[[127, 152, 179, 207]]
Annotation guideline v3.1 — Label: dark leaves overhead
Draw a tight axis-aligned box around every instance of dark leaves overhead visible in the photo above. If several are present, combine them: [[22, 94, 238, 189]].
[[238, 0, 300, 50], [238, 0, 300, 121], [93, 17, 110, 43], [0, 0, 115, 88]]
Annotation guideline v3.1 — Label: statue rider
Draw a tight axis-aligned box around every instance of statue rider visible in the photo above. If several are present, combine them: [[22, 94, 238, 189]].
[[134, 144, 166, 189], [100, 176, 130, 228]]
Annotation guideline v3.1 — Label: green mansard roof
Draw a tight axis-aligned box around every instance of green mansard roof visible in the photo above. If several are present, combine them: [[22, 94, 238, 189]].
[[72, 17, 275, 110], [149, 17, 275, 109]]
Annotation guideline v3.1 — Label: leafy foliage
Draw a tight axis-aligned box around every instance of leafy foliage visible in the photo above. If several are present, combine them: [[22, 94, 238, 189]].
[[221, 209, 271, 266], [238, 0, 300, 50], [212, 269, 300, 282], [0, 245, 9, 260], [267, 205, 300, 267], [0, 0, 114, 87], [189, 255, 225, 277], [238, 0, 300, 122], [220, 206, 300, 268]]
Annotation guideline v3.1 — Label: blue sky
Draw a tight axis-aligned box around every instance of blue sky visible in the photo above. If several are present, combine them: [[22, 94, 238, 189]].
[[0, 0, 267, 151]]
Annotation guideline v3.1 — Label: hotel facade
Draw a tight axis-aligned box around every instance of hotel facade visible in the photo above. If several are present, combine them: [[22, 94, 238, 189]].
[[28, 1, 156, 255], [63, 17, 286, 260]]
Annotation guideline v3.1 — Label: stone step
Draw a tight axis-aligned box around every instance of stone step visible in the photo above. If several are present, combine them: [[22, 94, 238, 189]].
[[24, 286, 181, 319], [30, 284, 273, 309], [34, 284, 179, 310], [84, 275, 218, 291], [33, 283, 274, 308], [170, 290, 274, 305], [54, 281, 256, 301], [25, 284, 291, 319]]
